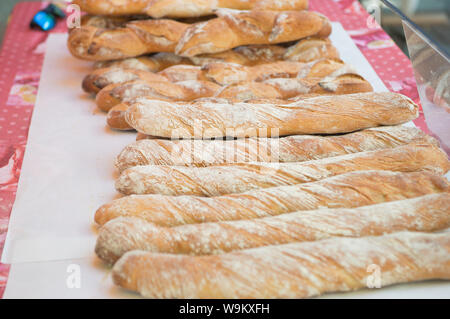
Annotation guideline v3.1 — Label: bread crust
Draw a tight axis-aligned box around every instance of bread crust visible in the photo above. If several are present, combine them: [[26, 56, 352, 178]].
[[115, 144, 450, 196], [125, 92, 417, 138], [114, 125, 438, 171], [175, 10, 331, 56], [68, 10, 330, 60], [111, 231, 450, 298], [95, 170, 450, 226], [96, 193, 450, 264]]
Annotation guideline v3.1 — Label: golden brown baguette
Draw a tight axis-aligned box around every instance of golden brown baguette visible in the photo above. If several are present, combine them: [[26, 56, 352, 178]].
[[112, 231, 450, 298], [67, 19, 189, 61], [95, 170, 450, 227], [92, 38, 340, 73], [84, 58, 351, 94], [115, 144, 450, 196], [74, 0, 309, 18], [68, 10, 329, 60], [114, 125, 437, 171], [96, 80, 221, 112], [176, 9, 331, 56], [96, 193, 450, 264], [125, 92, 417, 138]]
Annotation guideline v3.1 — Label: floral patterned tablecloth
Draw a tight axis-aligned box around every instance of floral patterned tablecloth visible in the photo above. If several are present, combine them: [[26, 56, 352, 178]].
[[0, 0, 428, 298]]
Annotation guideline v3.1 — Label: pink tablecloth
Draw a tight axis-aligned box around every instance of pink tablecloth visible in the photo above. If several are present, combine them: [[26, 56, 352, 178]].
[[0, 0, 428, 298]]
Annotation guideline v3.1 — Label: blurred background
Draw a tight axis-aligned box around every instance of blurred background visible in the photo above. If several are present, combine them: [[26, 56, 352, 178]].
[[0, 0, 449, 57]]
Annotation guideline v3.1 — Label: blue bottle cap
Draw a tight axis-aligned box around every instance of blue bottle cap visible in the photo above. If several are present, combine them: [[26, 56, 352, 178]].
[[30, 11, 56, 31]]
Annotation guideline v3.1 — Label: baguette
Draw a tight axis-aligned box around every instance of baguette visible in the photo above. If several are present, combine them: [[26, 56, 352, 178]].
[[92, 38, 340, 73], [175, 9, 331, 56], [84, 58, 350, 94], [112, 231, 450, 298], [116, 144, 450, 196], [96, 80, 221, 111], [115, 125, 437, 171], [95, 170, 450, 226], [125, 92, 417, 138], [96, 193, 450, 264], [68, 10, 329, 61], [73, 0, 309, 18], [68, 19, 189, 61]]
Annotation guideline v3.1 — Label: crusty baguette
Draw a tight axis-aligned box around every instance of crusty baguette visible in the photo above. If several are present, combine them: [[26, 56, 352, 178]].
[[74, 0, 309, 18], [85, 58, 352, 94], [115, 125, 437, 171], [112, 231, 450, 298], [115, 144, 450, 196], [125, 92, 417, 138], [95, 170, 450, 227], [96, 80, 221, 112], [68, 10, 329, 61], [68, 19, 189, 61], [96, 193, 450, 264], [176, 9, 331, 56]]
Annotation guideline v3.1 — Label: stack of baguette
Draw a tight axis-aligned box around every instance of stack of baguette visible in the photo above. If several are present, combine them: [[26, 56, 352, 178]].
[[67, 0, 450, 299]]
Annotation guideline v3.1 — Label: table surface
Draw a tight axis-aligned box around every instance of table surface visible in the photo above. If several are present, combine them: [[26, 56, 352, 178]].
[[0, 0, 37, 45], [0, 0, 431, 298]]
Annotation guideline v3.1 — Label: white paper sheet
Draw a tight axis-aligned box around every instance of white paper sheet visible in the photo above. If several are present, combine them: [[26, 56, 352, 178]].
[[4, 24, 448, 298], [1, 35, 136, 263]]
